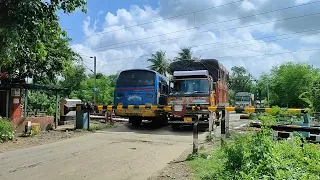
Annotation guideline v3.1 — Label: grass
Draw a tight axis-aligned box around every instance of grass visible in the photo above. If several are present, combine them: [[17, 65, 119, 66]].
[[187, 129, 320, 180], [88, 124, 114, 131]]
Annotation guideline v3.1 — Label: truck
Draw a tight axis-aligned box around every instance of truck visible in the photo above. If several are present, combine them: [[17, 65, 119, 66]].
[[234, 92, 254, 113], [167, 59, 229, 130]]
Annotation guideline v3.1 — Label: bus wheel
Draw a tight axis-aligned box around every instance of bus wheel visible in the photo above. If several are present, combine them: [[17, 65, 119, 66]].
[[130, 117, 142, 126], [171, 124, 180, 130]]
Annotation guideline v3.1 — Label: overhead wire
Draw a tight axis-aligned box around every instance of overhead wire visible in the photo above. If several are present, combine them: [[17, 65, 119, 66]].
[[88, 27, 320, 64], [77, 0, 320, 52], [72, 0, 244, 40]]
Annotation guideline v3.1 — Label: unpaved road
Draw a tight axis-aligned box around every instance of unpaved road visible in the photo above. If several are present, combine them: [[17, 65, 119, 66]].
[[0, 114, 245, 180]]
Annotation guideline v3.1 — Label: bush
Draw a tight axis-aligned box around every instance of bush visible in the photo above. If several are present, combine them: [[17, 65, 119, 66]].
[[188, 128, 320, 180], [0, 118, 14, 142]]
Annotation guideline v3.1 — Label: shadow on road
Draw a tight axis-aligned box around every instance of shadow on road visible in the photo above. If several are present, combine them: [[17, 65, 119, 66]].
[[106, 122, 206, 137]]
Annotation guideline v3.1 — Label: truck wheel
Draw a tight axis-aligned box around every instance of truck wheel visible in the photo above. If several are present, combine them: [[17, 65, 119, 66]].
[[171, 124, 180, 130], [152, 116, 168, 127], [130, 117, 142, 126]]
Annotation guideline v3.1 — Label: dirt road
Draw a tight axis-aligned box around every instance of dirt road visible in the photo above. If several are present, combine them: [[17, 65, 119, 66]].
[[0, 114, 245, 180]]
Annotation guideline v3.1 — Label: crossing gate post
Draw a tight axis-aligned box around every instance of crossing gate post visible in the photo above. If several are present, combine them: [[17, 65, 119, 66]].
[[209, 111, 214, 139], [221, 109, 226, 145], [226, 110, 230, 138], [193, 120, 199, 154]]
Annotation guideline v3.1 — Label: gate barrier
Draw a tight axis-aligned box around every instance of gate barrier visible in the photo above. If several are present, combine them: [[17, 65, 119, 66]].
[[76, 104, 320, 153]]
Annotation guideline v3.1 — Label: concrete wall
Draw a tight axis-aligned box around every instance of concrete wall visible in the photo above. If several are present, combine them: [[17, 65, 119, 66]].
[[12, 116, 54, 133]]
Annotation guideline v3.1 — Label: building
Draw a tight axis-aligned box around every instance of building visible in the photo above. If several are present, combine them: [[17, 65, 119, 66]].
[[0, 73, 66, 132]]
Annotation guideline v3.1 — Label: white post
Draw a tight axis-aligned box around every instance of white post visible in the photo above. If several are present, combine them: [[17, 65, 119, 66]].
[[209, 111, 214, 138]]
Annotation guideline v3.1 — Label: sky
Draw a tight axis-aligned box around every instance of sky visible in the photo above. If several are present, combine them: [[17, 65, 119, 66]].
[[59, 0, 320, 77]]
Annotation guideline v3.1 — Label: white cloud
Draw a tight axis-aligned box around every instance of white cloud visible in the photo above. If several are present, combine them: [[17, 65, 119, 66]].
[[71, 0, 320, 76]]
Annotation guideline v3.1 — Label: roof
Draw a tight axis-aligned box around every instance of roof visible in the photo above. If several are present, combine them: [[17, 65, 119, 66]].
[[170, 59, 228, 82], [235, 92, 252, 96], [119, 69, 169, 81], [0, 83, 68, 91]]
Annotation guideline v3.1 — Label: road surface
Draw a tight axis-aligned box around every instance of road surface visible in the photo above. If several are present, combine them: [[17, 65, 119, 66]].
[[0, 113, 245, 180]]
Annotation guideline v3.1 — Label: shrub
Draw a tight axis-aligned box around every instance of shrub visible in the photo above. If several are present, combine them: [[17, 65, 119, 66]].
[[0, 118, 14, 142], [188, 128, 320, 180]]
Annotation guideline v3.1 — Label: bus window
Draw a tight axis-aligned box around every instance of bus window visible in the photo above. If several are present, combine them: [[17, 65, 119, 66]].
[[117, 70, 155, 86]]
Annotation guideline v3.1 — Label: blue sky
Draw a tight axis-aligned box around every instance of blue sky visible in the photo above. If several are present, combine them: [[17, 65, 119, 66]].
[[58, 0, 320, 76], [59, 0, 158, 43]]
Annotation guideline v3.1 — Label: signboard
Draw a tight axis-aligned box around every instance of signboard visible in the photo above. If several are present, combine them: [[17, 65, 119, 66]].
[[11, 88, 20, 96]]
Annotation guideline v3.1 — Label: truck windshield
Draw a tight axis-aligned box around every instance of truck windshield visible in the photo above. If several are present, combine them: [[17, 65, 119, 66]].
[[172, 79, 209, 94], [235, 96, 250, 102]]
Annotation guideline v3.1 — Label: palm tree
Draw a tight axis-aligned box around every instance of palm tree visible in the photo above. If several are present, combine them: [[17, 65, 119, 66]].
[[147, 50, 169, 76], [175, 47, 192, 61]]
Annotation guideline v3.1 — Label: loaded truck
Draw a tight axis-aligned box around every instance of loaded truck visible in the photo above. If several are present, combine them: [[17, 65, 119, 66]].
[[234, 92, 254, 113], [167, 59, 229, 130]]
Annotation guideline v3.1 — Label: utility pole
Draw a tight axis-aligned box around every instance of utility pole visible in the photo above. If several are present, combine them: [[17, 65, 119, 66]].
[[90, 56, 97, 105], [93, 56, 97, 105], [267, 76, 270, 107]]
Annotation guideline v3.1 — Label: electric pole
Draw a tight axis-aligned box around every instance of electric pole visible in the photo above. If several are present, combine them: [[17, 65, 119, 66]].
[[90, 56, 97, 105], [93, 56, 97, 105]]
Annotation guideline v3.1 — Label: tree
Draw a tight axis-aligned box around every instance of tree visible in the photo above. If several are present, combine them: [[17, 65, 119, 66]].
[[229, 66, 253, 93], [71, 74, 116, 105], [0, 0, 87, 83], [147, 50, 169, 75], [60, 64, 87, 96], [268, 63, 318, 108], [174, 47, 192, 61]]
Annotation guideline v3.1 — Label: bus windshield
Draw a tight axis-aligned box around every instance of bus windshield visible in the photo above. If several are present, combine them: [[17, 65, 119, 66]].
[[172, 79, 209, 94], [117, 70, 155, 86]]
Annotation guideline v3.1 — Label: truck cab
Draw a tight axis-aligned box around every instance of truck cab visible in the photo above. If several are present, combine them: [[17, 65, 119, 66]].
[[167, 70, 215, 129]]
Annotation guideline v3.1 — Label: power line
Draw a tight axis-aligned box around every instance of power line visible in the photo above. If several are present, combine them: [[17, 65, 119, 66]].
[[103, 47, 320, 67], [78, 0, 320, 51], [73, 0, 243, 40], [86, 27, 320, 63], [86, 12, 320, 53]]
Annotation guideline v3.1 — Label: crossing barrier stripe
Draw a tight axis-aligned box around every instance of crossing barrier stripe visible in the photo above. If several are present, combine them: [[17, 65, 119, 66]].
[[96, 105, 307, 113]]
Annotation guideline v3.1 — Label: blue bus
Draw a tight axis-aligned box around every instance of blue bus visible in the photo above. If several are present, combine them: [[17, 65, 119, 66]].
[[114, 69, 169, 126]]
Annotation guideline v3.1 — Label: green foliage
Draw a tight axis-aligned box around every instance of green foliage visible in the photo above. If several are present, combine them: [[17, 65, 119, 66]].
[[70, 73, 116, 105], [27, 91, 57, 116], [299, 77, 320, 112], [228, 90, 235, 106], [0, 0, 86, 82], [147, 50, 170, 75], [60, 64, 87, 96], [0, 118, 14, 142], [174, 47, 193, 61], [268, 63, 318, 108], [188, 129, 320, 180], [229, 66, 253, 93]]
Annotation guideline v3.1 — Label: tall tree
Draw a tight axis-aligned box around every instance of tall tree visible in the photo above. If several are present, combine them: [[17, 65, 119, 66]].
[[269, 62, 318, 108], [147, 50, 169, 75], [60, 64, 87, 96], [71, 74, 116, 105], [229, 66, 253, 93], [175, 47, 192, 61], [0, 0, 87, 83]]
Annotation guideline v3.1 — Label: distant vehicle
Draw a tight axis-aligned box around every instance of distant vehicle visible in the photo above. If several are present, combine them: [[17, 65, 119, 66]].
[[113, 69, 169, 126], [167, 59, 229, 130], [234, 92, 254, 113]]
